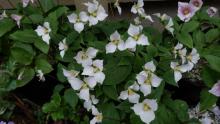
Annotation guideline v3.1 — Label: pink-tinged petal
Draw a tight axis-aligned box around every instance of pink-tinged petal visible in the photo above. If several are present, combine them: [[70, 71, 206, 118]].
[[11, 14, 22, 28], [189, 0, 203, 11], [22, 0, 30, 7], [209, 81, 220, 97], [207, 7, 218, 17], [178, 2, 196, 22]]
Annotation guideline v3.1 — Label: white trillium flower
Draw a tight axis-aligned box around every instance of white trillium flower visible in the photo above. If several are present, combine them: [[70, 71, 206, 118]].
[[74, 47, 98, 67], [63, 68, 80, 79], [84, 0, 108, 26], [131, 0, 144, 14], [136, 61, 162, 96], [84, 95, 99, 111], [90, 106, 103, 124], [185, 48, 200, 71], [114, 0, 122, 15], [189, 0, 203, 11], [63, 68, 82, 91], [11, 14, 23, 28], [36, 70, 45, 82], [67, 11, 88, 33], [82, 60, 105, 84], [131, 99, 158, 124], [0, 11, 8, 20], [118, 82, 140, 103], [58, 38, 68, 58], [153, 13, 170, 21], [178, 2, 196, 22], [173, 43, 187, 64], [35, 22, 51, 44], [207, 7, 218, 17], [170, 62, 189, 83], [22, 0, 34, 7], [165, 18, 174, 36], [106, 31, 126, 53], [125, 24, 149, 49]]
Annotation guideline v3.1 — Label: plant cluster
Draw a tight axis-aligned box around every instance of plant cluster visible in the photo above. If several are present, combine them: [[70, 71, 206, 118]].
[[0, 0, 220, 124]]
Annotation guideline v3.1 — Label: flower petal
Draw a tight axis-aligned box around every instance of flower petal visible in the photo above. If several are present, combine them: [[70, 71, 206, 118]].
[[106, 42, 117, 53], [68, 77, 83, 90], [140, 84, 151, 96], [74, 22, 84, 33]]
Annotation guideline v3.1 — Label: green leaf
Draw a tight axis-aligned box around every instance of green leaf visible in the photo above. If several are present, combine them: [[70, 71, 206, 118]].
[[130, 113, 144, 124], [205, 28, 220, 43], [0, 19, 15, 37], [104, 57, 132, 85], [103, 85, 118, 100], [165, 100, 189, 122], [176, 32, 193, 48], [10, 29, 39, 43], [39, 0, 55, 12], [163, 70, 177, 86], [35, 58, 53, 74], [101, 103, 120, 124], [201, 66, 219, 88], [204, 55, 220, 72], [193, 30, 205, 48], [56, 63, 66, 83], [11, 43, 35, 65], [16, 68, 35, 87], [182, 21, 200, 33], [64, 89, 78, 109], [46, 6, 69, 33], [34, 38, 49, 54], [200, 89, 217, 111]]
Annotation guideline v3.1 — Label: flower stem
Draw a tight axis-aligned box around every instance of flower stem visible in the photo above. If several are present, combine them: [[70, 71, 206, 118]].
[[36, 0, 44, 13]]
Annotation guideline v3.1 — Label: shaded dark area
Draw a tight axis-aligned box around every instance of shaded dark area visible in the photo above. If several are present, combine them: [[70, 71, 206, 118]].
[[166, 78, 205, 107]]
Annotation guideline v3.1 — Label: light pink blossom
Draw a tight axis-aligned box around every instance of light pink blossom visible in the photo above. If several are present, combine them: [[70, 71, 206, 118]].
[[11, 14, 23, 28], [207, 7, 218, 17], [178, 2, 196, 22], [22, 0, 34, 8], [189, 0, 203, 11], [209, 80, 220, 97]]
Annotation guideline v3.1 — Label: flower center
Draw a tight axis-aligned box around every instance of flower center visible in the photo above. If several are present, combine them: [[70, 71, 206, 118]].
[[93, 65, 100, 73], [76, 18, 81, 23], [183, 8, 190, 15], [81, 53, 88, 60], [193, 1, 200, 7], [144, 73, 152, 85], [133, 34, 140, 41], [44, 28, 49, 34], [112, 39, 120, 45], [70, 70, 79, 77], [91, 12, 97, 17], [128, 89, 135, 95], [96, 114, 103, 121], [82, 83, 88, 89], [143, 103, 151, 111]]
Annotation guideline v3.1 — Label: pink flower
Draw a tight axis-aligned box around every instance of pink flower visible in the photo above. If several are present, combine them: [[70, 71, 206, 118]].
[[11, 14, 23, 28], [207, 7, 218, 17], [22, 0, 34, 8], [178, 2, 196, 22], [189, 0, 203, 11], [209, 80, 220, 97]]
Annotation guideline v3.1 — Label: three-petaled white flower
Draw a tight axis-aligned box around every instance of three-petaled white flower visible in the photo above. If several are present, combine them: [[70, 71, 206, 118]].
[[173, 43, 187, 64], [82, 60, 105, 84], [185, 48, 200, 71], [114, 0, 122, 15], [136, 61, 162, 96], [67, 11, 88, 33], [106, 31, 126, 53], [131, 0, 145, 14], [36, 70, 45, 82], [170, 62, 189, 82], [125, 24, 149, 49], [58, 38, 68, 58], [131, 99, 158, 124], [84, 95, 99, 111], [35, 22, 51, 45], [207, 7, 218, 17], [90, 106, 103, 124], [178, 2, 196, 22], [11, 14, 23, 28], [84, 0, 108, 26], [118, 82, 140, 103], [189, 0, 203, 11], [74, 47, 98, 67], [22, 0, 34, 8], [165, 18, 174, 36], [0, 10, 8, 20]]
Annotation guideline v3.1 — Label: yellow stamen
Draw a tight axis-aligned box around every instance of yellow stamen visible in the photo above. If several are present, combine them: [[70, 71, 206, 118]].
[[143, 103, 151, 111], [96, 114, 103, 121], [128, 89, 135, 95]]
